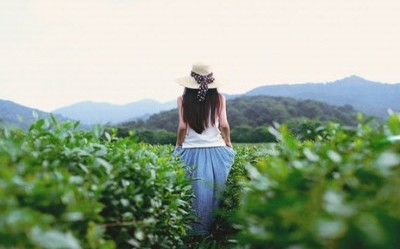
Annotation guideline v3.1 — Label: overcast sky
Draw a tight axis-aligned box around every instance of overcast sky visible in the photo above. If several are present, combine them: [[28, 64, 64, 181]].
[[1, 0, 399, 112]]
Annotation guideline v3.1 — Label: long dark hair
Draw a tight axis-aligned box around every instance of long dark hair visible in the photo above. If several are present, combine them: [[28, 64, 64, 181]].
[[182, 88, 221, 134]]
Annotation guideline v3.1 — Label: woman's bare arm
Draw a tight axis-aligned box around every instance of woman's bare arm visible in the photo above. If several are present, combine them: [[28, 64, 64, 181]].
[[176, 96, 187, 147], [218, 95, 232, 147]]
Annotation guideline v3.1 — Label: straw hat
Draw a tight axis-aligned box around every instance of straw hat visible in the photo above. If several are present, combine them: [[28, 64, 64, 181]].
[[175, 62, 223, 89]]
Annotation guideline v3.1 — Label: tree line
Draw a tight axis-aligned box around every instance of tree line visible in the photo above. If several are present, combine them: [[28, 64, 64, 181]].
[[116, 95, 364, 144]]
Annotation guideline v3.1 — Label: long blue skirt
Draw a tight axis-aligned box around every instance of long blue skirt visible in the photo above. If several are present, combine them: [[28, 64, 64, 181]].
[[173, 146, 236, 235]]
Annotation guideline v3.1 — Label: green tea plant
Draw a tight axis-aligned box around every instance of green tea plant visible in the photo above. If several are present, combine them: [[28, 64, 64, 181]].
[[0, 118, 110, 248], [0, 117, 193, 248], [212, 145, 267, 239], [99, 142, 194, 248], [233, 114, 400, 249]]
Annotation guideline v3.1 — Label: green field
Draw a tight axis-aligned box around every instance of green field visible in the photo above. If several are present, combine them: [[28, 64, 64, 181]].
[[1, 114, 399, 248]]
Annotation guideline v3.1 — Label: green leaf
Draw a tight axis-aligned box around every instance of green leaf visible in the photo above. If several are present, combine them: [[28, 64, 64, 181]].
[[134, 228, 145, 241], [86, 222, 108, 249], [30, 226, 81, 249], [105, 132, 111, 142], [95, 157, 113, 174], [387, 113, 400, 135]]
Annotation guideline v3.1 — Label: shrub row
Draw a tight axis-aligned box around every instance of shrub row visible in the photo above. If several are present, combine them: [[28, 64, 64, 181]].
[[2, 113, 399, 249], [232, 114, 400, 249], [0, 117, 193, 248]]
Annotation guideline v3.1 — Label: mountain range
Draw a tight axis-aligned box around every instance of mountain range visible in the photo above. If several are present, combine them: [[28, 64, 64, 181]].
[[52, 99, 176, 125], [1, 75, 399, 128], [245, 75, 400, 117], [0, 100, 73, 129], [0, 98, 176, 128]]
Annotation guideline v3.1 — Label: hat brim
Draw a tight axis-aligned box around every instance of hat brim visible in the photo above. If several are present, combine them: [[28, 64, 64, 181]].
[[175, 76, 223, 89]]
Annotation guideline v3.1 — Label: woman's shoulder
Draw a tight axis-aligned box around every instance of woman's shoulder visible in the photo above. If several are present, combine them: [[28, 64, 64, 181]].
[[177, 95, 183, 104], [218, 94, 226, 103]]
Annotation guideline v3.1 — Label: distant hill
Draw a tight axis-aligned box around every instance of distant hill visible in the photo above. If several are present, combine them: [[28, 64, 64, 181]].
[[53, 99, 176, 125], [0, 100, 80, 129], [246, 75, 400, 117], [120, 95, 359, 133]]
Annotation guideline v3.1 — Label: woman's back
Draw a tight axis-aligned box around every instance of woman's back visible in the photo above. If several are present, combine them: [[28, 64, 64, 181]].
[[183, 114, 226, 148]]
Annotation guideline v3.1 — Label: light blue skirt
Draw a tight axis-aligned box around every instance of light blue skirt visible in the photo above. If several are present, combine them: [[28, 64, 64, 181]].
[[173, 146, 236, 235]]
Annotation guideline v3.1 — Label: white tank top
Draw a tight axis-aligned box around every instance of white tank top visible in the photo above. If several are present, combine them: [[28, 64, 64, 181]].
[[182, 116, 226, 149]]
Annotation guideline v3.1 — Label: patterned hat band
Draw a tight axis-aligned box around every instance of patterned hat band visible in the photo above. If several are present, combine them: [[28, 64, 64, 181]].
[[190, 71, 215, 102]]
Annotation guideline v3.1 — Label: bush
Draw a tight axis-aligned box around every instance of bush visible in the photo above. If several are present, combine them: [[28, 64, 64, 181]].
[[210, 144, 267, 247], [116, 127, 176, 145], [0, 117, 193, 248], [232, 114, 400, 249], [231, 125, 276, 143], [100, 143, 193, 248]]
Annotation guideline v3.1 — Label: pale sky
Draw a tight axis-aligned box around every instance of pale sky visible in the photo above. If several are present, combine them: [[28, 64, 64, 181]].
[[1, 0, 400, 112]]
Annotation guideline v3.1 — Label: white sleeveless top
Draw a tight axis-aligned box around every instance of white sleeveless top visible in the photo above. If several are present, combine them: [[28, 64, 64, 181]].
[[182, 117, 226, 149]]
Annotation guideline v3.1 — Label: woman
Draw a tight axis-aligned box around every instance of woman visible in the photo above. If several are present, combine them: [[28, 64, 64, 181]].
[[173, 62, 236, 236]]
